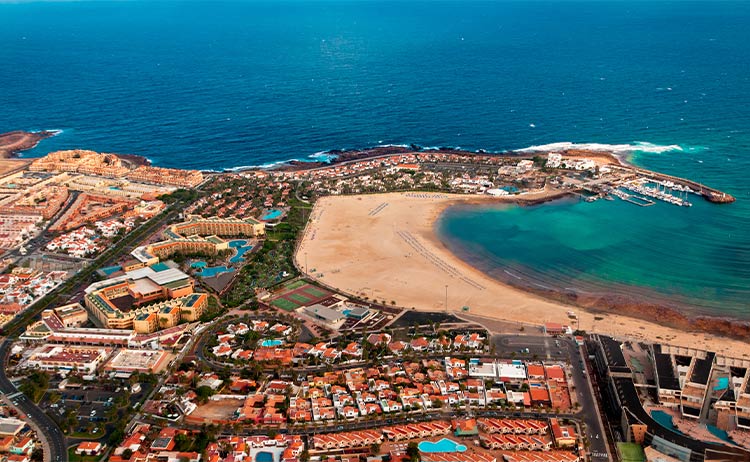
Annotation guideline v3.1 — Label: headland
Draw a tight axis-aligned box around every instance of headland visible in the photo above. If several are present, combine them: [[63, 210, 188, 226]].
[[0, 130, 56, 158]]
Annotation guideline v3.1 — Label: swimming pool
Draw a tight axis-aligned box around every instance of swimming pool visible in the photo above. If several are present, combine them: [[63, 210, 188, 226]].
[[651, 410, 682, 434], [100, 265, 122, 275], [229, 240, 253, 263], [714, 377, 729, 391], [261, 209, 283, 221], [260, 339, 283, 347], [191, 261, 207, 269], [255, 452, 274, 462], [198, 265, 234, 278], [418, 438, 467, 453]]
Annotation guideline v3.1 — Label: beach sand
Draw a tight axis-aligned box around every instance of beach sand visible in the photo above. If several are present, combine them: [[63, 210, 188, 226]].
[[296, 192, 750, 358]]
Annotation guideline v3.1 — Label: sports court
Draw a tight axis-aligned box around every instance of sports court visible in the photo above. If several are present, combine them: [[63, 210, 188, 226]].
[[268, 280, 333, 311]]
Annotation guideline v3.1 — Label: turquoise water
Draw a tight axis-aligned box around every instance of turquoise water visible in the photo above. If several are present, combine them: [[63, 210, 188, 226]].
[[706, 425, 735, 445], [651, 411, 681, 434], [255, 452, 273, 462], [229, 240, 253, 264], [439, 173, 750, 319], [262, 209, 283, 221], [198, 266, 233, 278], [2, 1, 750, 320], [100, 265, 121, 276], [191, 261, 207, 269], [261, 339, 283, 347], [419, 438, 467, 453], [714, 377, 730, 391]]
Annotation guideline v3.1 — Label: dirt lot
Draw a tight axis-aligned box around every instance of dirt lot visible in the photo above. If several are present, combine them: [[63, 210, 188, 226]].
[[189, 398, 243, 422]]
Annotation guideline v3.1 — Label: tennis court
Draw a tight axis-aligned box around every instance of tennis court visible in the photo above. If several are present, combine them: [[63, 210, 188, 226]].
[[267, 280, 334, 311]]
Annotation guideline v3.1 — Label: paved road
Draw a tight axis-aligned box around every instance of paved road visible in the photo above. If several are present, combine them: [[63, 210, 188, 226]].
[[0, 339, 68, 462], [564, 338, 612, 462], [493, 334, 611, 462]]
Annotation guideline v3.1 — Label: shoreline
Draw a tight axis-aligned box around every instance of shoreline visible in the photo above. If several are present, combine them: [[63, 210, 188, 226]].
[[295, 191, 750, 358], [0, 130, 56, 158]]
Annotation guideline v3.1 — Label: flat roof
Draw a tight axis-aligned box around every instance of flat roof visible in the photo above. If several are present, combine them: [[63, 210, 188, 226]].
[[303, 304, 343, 322], [132, 277, 162, 295], [599, 335, 629, 371], [690, 352, 714, 385], [653, 345, 680, 391]]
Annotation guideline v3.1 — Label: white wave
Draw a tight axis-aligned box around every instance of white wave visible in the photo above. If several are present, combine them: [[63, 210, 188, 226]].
[[515, 141, 684, 154], [376, 143, 410, 148], [308, 150, 338, 162], [224, 159, 302, 172]]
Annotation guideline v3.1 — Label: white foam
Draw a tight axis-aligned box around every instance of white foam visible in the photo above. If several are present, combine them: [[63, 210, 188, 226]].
[[308, 150, 338, 162], [515, 141, 684, 154], [224, 159, 302, 172], [376, 143, 410, 149]]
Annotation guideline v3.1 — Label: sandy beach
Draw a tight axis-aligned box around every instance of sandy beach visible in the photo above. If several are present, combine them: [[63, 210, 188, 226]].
[[296, 191, 750, 358]]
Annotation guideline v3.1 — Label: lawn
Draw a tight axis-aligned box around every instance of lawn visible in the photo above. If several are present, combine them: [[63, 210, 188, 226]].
[[282, 279, 307, 291], [617, 443, 645, 462]]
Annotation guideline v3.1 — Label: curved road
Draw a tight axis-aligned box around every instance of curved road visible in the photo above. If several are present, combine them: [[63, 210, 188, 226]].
[[0, 339, 67, 462]]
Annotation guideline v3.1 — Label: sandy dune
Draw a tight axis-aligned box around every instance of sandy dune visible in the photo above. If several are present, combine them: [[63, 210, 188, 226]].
[[296, 192, 750, 358]]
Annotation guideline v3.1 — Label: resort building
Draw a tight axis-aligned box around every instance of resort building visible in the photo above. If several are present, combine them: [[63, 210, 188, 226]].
[[131, 216, 265, 265], [24, 344, 112, 374], [0, 185, 68, 219], [84, 265, 207, 333], [591, 335, 750, 462], [52, 303, 89, 327], [30, 150, 130, 178], [126, 166, 204, 188]]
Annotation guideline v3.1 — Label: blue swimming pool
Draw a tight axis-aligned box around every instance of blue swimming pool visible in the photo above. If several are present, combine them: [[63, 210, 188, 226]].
[[191, 261, 207, 269], [418, 438, 467, 453], [229, 240, 253, 263], [714, 377, 729, 391], [198, 265, 234, 278], [261, 339, 283, 347], [706, 425, 736, 445], [255, 452, 274, 462], [261, 209, 283, 220], [100, 265, 122, 275], [651, 410, 682, 434]]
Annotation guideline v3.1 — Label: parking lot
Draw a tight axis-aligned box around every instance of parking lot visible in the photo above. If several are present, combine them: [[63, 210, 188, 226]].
[[492, 333, 569, 361]]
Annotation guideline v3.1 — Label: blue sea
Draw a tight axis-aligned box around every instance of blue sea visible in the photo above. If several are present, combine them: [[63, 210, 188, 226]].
[[1, 1, 749, 319]]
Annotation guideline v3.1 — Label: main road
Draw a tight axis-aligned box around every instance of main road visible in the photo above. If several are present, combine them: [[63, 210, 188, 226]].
[[0, 339, 67, 462], [492, 334, 612, 462]]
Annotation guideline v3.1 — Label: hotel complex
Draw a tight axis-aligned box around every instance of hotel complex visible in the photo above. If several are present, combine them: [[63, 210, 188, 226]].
[[84, 265, 207, 333], [29, 149, 204, 187], [131, 216, 265, 265]]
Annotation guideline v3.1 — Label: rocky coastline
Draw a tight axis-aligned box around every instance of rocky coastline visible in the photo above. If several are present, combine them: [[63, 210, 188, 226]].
[[0, 130, 56, 158], [506, 277, 750, 340]]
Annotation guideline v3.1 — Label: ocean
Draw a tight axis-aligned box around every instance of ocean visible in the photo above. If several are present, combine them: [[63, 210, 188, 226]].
[[1, 1, 749, 319]]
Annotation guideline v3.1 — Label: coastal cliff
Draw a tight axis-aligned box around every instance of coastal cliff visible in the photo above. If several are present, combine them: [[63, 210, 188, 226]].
[[0, 130, 55, 158]]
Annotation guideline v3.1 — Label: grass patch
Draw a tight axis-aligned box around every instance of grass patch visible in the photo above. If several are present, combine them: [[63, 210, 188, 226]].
[[282, 279, 307, 291]]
